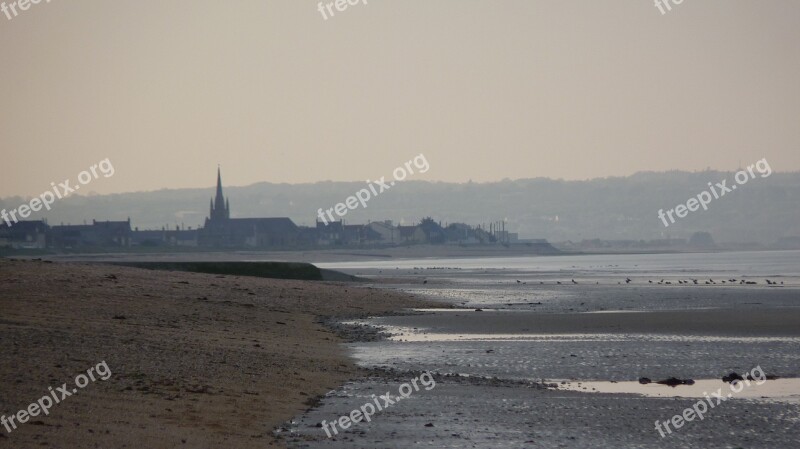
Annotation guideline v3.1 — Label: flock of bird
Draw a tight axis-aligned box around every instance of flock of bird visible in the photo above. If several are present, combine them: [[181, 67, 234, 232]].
[[513, 278, 784, 286], [646, 278, 783, 285]]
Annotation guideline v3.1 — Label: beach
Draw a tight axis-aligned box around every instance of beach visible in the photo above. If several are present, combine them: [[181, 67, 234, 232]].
[[0, 258, 433, 448], [2, 251, 800, 448]]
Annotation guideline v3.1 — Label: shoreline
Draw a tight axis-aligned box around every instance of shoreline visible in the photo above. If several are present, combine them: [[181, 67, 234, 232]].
[[0, 259, 436, 448], [9, 246, 796, 265]]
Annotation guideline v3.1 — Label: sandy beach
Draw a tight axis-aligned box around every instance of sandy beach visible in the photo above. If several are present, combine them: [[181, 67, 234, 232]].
[[0, 259, 433, 448]]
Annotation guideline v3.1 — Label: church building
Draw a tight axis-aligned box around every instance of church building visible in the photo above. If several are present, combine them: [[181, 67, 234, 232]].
[[198, 168, 301, 248]]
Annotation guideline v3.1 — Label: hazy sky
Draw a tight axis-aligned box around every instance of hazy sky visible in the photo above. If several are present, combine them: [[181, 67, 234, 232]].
[[2, 0, 799, 197]]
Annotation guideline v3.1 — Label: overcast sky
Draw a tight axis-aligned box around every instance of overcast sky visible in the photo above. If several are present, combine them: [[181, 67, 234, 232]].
[[1, 0, 799, 197]]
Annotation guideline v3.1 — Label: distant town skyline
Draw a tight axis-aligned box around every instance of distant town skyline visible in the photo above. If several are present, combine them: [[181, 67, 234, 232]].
[[2, 0, 800, 197]]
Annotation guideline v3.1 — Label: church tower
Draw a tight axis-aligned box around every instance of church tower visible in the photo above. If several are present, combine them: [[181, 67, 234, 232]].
[[209, 167, 230, 223], [200, 167, 232, 247]]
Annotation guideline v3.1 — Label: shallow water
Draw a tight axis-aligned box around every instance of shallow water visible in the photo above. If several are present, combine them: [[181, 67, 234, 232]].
[[316, 250, 800, 280], [385, 330, 800, 344], [557, 378, 800, 402], [288, 251, 800, 448]]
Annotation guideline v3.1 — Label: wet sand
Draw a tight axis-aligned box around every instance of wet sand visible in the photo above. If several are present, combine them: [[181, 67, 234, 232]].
[[0, 259, 434, 448], [282, 255, 800, 448], [372, 308, 800, 337], [285, 377, 800, 448]]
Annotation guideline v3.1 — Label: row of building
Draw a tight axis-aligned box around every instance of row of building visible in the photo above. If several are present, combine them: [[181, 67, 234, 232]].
[[0, 218, 525, 250], [1, 170, 543, 251]]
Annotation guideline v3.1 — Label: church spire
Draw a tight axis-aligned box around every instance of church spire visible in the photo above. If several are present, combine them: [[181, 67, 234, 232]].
[[209, 166, 229, 223], [215, 166, 225, 210]]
